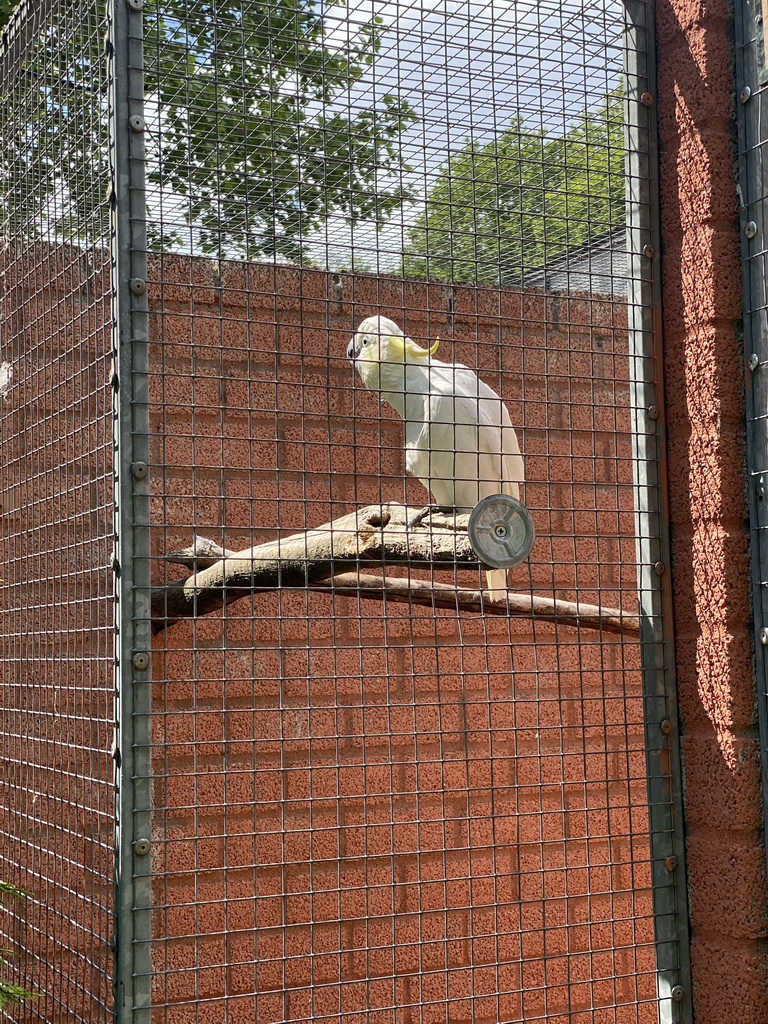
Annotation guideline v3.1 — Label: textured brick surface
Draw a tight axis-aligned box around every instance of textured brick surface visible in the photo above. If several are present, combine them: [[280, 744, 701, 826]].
[[2, 243, 685, 1022], [0, 242, 115, 1021], [656, 0, 768, 1017], [145, 256, 658, 1022]]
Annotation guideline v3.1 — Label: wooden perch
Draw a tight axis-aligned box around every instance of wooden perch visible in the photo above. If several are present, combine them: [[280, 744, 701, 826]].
[[152, 504, 640, 637], [152, 504, 475, 627], [313, 574, 639, 635]]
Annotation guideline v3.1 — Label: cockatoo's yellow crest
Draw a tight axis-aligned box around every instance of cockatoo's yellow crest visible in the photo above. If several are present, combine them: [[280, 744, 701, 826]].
[[387, 334, 440, 360]]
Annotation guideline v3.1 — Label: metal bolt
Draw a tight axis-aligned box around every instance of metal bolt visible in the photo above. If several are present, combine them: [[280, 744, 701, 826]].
[[648, 405, 659, 420], [132, 461, 149, 480], [760, 627, 768, 645], [109, 935, 117, 952], [664, 855, 678, 871], [740, 85, 752, 103], [134, 838, 151, 857], [654, 560, 666, 576], [129, 114, 145, 132], [642, 244, 655, 260], [640, 92, 654, 107], [749, 353, 760, 372], [660, 719, 674, 735], [757, 476, 765, 500], [127, 0, 144, 8], [129, 277, 146, 296], [671, 986, 685, 1003], [133, 651, 150, 671], [745, 220, 758, 239]]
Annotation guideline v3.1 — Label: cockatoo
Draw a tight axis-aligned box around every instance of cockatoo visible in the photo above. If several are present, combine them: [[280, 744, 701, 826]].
[[347, 315, 524, 596]]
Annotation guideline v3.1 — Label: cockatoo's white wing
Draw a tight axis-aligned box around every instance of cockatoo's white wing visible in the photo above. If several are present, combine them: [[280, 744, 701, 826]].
[[404, 360, 524, 512]]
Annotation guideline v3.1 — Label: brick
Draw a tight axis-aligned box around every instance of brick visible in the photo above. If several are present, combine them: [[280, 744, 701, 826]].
[[681, 734, 762, 830]]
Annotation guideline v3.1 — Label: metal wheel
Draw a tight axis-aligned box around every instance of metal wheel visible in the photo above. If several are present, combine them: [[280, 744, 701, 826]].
[[467, 494, 536, 569]]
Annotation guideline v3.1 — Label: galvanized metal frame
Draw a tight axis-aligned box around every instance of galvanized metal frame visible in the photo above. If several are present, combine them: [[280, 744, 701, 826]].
[[735, 0, 768, 876], [108, 0, 153, 1019], [624, 0, 693, 1019]]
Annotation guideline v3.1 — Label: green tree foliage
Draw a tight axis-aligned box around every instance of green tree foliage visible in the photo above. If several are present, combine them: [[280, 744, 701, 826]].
[[401, 85, 624, 284], [0, 1, 15, 27], [0, 0, 416, 260], [0, 881, 35, 1011]]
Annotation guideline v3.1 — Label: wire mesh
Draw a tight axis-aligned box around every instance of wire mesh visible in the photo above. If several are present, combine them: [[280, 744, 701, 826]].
[[140, 0, 683, 1022], [0, 0, 689, 1020], [0, 1, 114, 1021]]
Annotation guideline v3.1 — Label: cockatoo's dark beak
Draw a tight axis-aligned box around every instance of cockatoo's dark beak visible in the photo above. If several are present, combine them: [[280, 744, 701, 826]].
[[347, 338, 357, 363]]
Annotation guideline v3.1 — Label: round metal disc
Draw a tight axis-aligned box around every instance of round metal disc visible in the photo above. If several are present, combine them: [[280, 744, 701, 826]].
[[468, 494, 536, 569]]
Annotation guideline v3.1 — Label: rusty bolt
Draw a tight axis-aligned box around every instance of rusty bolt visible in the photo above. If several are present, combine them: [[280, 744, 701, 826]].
[[640, 92, 654, 107], [660, 719, 674, 735], [664, 855, 678, 871], [648, 405, 659, 420]]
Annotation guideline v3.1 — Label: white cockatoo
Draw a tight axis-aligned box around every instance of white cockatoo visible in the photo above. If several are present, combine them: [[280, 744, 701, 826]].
[[347, 315, 524, 596]]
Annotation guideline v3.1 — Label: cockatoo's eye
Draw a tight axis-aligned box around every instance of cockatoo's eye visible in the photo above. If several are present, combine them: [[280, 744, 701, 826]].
[[362, 337, 369, 347]]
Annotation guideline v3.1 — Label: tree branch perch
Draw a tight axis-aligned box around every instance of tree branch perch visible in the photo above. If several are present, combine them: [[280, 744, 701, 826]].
[[151, 503, 640, 637]]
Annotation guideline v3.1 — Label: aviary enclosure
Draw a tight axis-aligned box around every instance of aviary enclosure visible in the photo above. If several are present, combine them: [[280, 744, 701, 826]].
[[0, 0, 690, 1021]]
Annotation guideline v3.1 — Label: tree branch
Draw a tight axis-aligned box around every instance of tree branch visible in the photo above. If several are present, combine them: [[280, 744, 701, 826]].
[[152, 504, 475, 629], [152, 504, 640, 636], [311, 574, 639, 636]]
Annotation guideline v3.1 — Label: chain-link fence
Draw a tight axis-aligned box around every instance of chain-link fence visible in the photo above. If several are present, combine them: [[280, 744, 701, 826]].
[[0, 0, 690, 1021]]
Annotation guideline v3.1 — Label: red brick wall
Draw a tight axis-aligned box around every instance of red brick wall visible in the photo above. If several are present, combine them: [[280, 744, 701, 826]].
[[656, 0, 768, 1017], [146, 256, 656, 1022], [0, 242, 115, 1022]]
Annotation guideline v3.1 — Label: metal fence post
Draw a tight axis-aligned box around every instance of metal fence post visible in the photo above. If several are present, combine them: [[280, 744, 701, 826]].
[[735, 0, 768, 877], [107, 0, 152, 1019], [624, 0, 693, 1020]]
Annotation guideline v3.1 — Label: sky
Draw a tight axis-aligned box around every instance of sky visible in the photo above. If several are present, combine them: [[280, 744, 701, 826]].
[[143, 0, 625, 271], [306, 0, 625, 269]]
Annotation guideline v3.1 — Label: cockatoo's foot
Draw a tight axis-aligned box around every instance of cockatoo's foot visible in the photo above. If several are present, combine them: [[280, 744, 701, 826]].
[[406, 504, 459, 530]]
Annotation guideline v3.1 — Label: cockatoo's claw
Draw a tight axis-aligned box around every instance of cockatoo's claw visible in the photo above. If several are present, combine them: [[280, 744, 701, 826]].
[[406, 504, 459, 531]]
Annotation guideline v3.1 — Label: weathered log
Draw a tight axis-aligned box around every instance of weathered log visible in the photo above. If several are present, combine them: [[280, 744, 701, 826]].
[[152, 505, 640, 636], [152, 504, 475, 628]]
